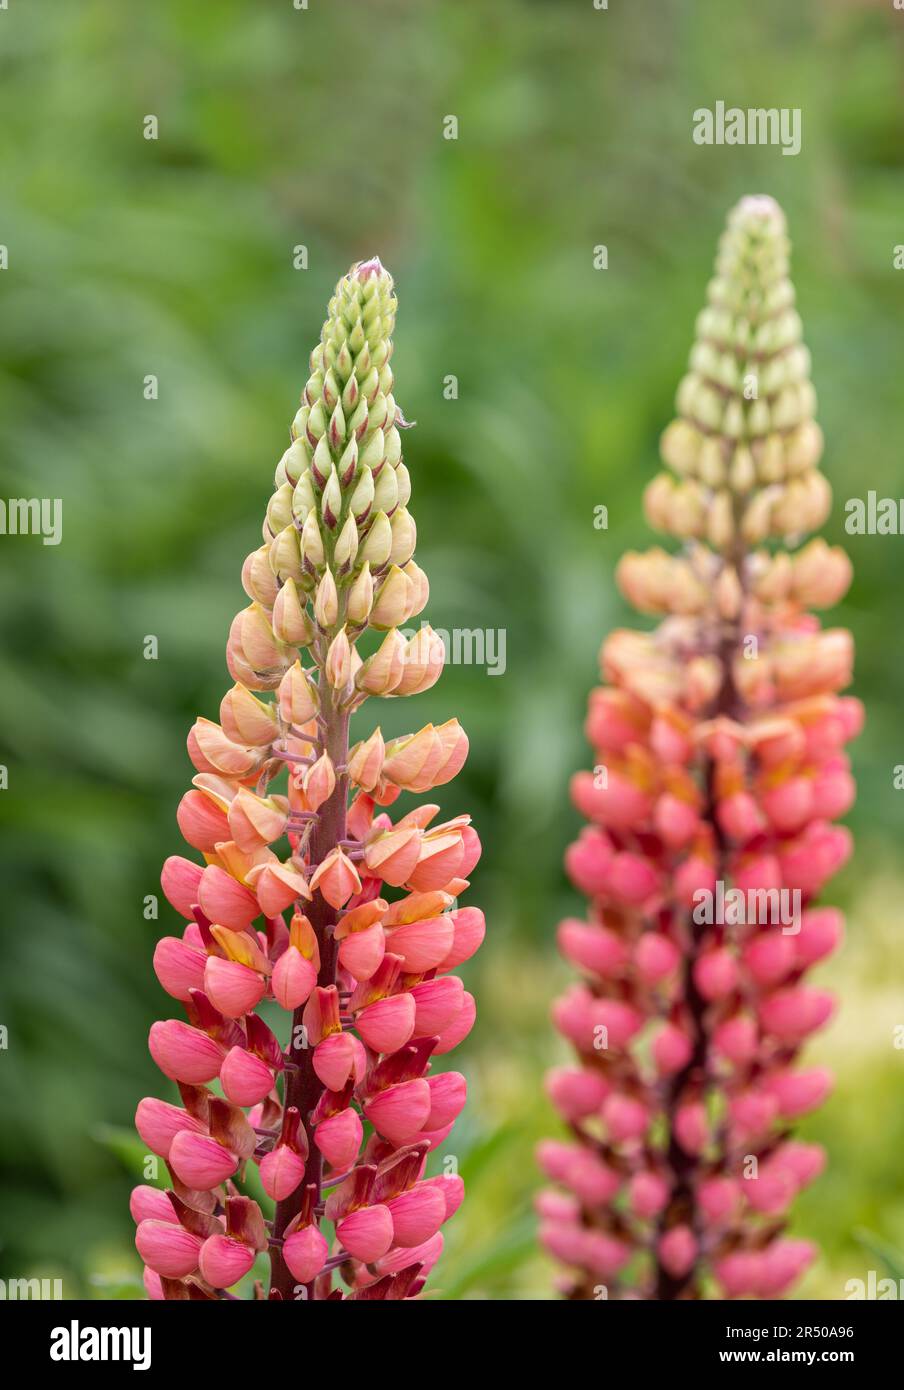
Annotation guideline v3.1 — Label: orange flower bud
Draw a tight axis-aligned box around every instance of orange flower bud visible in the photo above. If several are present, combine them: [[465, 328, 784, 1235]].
[[303, 752, 336, 812], [370, 565, 414, 629], [219, 684, 278, 747], [347, 728, 385, 793], [272, 577, 315, 647], [309, 847, 362, 909], [278, 661, 320, 726], [355, 629, 406, 696]]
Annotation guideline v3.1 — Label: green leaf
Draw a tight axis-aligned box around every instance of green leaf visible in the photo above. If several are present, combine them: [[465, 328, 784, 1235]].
[[853, 1229, 904, 1282]]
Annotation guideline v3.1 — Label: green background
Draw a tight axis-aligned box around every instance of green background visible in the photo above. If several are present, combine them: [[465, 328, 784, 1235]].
[[0, 0, 902, 1300]]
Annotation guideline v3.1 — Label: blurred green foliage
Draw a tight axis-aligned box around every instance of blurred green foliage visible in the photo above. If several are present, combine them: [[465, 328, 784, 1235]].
[[1, 0, 903, 1300]]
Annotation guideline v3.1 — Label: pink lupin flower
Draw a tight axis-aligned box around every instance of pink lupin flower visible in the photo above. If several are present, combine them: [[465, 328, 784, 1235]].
[[259, 1107, 309, 1202], [311, 1031, 365, 1091], [383, 1183, 447, 1248], [283, 1221, 329, 1286], [135, 260, 482, 1300], [336, 1206, 395, 1263], [135, 1096, 206, 1158], [152, 936, 209, 1001], [363, 1078, 432, 1146], [355, 994, 416, 1053], [219, 1046, 275, 1107], [168, 1130, 238, 1189], [148, 1020, 225, 1084], [409, 976, 465, 1037], [129, 1186, 180, 1225], [198, 1197, 268, 1289], [314, 1107, 364, 1170], [135, 1220, 204, 1279], [160, 855, 204, 918], [539, 198, 860, 1300], [203, 955, 267, 1019]]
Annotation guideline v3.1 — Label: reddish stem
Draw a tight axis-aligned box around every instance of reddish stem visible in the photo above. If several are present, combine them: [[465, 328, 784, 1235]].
[[269, 693, 350, 1301]]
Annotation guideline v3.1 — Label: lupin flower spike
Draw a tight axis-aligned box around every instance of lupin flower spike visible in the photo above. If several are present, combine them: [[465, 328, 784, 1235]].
[[136, 259, 483, 1301], [538, 197, 861, 1300]]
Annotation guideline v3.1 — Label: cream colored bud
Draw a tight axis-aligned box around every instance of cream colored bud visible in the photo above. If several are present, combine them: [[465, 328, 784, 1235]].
[[314, 568, 339, 629], [384, 425, 402, 469], [269, 525, 304, 583], [242, 545, 280, 607], [706, 489, 735, 549], [643, 473, 675, 531], [347, 562, 374, 625], [349, 467, 375, 522], [393, 625, 446, 697], [278, 661, 320, 725], [328, 401, 346, 454], [752, 551, 792, 602], [721, 397, 744, 439], [280, 438, 309, 485], [325, 626, 353, 691], [272, 577, 315, 647], [307, 400, 327, 442], [402, 558, 429, 618], [321, 467, 342, 529], [395, 462, 412, 508], [669, 559, 709, 615], [670, 482, 706, 539], [715, 564, 742, 620], [334, 514, 359, 571], [698, 438, 726, 488], [747, 398, 771, 437], [266, 482, 295, 535], [741, 488, 776, 544], [301, 510, 325, 569], [770, 480, 801, 536], [372, 461, 399, 514], [758, 433, 785, 483], [235, 603, 291, 674], [358, 510, 392, 567], [220, 683, 279, 747], [786, 420, 823, 476], [370, 565, 414, 630], [355, 628, 406, 696], [292, 470, 317, 522], [729, 444, 755, 494], [659, 419, 701, 475], [791, 538, 852, 608], [338, 435, 358, 486], [388, 507, 417, 566], [359, 429, 385, 472], [799, 469, 832, 532]]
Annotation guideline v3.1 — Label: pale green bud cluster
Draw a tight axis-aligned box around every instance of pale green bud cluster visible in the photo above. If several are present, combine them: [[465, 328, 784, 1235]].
[[235, 260, 430, 698], [647, 196, 830, 551]]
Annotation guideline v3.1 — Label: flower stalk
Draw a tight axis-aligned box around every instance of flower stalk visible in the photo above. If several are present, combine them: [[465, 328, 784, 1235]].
[[134, 259, 482, 1301], [538, 198, 861, 1300]]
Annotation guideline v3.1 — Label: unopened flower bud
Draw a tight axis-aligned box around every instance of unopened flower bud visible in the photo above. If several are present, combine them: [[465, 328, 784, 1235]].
[[355, 627, 406, 695], [300, 510, 326, 569], [278, 660, 320, 725], [347, 562, 374, 625], [314, 568, 339, 629], [370, 565, 414, 629], [358, 510, 392, 568], [273, 577, 315, 646], [334, 513, 359, 571], [348, 727, 385, 792], [388, 507, 417, 566], [349, 467, 375, 523], [325, 626, 352, 690]]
